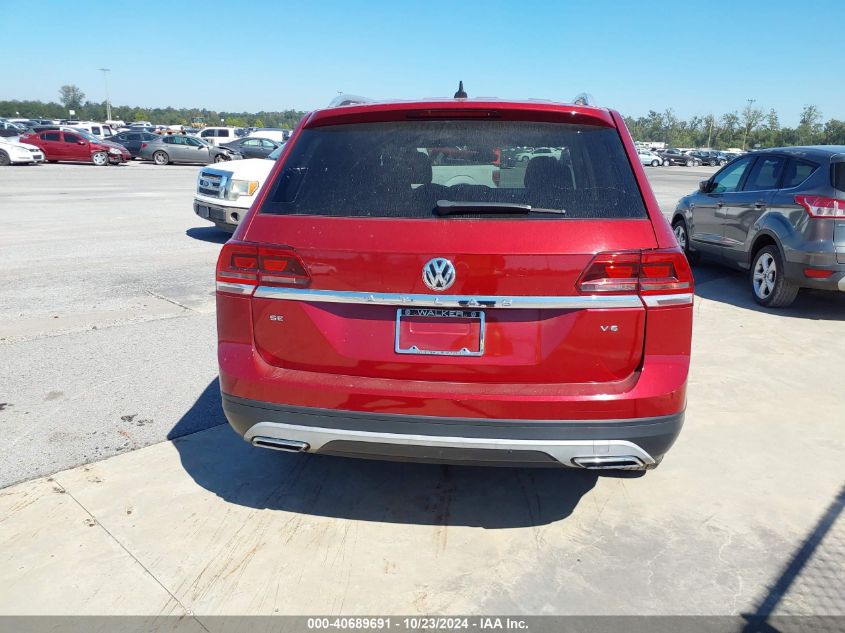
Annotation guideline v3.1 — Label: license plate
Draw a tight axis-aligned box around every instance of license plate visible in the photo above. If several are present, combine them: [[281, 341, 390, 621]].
[[395, 308, 485, 356]]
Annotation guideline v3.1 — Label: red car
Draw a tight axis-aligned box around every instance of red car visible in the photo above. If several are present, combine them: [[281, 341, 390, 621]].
[[19, 129, 130, 165], [216, 96, 694, 471]]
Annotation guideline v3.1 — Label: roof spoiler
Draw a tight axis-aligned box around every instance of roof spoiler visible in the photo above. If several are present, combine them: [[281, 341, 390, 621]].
[[327, 94, 375, 108]]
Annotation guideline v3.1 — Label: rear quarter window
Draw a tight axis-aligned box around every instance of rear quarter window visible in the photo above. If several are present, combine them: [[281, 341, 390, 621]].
[[782, 158, 819, 189], [260, 120, 647, 220], [832, 162, 845, 192]]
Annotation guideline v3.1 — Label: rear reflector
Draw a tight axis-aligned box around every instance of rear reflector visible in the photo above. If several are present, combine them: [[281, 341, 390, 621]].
[[804, 268, 834, 279], [795, 195, 845, 218], [216, 241, 310, 292], [578, 249, 693, 300]]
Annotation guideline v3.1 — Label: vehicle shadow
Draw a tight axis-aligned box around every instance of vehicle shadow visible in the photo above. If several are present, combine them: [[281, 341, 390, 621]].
[[169, 380, 604, 528], [185, 226, 231, 244], [692, 260, 845, 321]]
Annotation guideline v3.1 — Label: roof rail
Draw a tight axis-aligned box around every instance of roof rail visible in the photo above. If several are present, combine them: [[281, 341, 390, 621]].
[[572, 92, 595, 106], [327, 94, 375, 108]]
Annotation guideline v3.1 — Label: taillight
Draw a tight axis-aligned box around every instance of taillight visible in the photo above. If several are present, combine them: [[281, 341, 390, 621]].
[[141, 142, 147, 149], [492, 170, 501, 186], [577, 249, 693, 301], [795, 195, 845, 218], [216, 241, 310, 294]]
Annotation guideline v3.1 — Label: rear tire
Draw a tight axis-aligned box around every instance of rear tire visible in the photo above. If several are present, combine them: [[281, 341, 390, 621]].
[[0, 151, 10, 166], [685, 159, 694, 167], [672, 217, 699, 264], [153, 151, 169, 165], [750, 245, 798, 308], [92, 151, 108, 166]]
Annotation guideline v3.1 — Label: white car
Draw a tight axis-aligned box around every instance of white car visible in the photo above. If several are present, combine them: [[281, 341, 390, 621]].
[[0, 138, 45, 166], [193, 150, 278, 231], [637, 149, 664, 167], [516, 147, 562, 162]]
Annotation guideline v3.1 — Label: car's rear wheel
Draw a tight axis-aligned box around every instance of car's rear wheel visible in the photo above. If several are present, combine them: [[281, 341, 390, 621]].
[[153, 151, 169, 165], [651, 159, 659, 167], [672, 217, 699, 264], [0, 151, 10, 167], [751, 245, 798, 308], [92, 151, 109, 166], [685, 159, 694, 167]]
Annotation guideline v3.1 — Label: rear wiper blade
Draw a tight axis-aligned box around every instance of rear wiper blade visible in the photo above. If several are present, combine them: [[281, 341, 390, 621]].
[[434, 200, 566, 216]]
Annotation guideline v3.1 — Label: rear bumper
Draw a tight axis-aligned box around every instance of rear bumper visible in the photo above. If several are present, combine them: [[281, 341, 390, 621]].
[[222, 393, 684, 469], [783, 260, 845, 291]]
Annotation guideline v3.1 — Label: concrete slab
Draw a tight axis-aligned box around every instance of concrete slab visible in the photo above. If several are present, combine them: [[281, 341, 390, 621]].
[[0, 476, 187, 615]]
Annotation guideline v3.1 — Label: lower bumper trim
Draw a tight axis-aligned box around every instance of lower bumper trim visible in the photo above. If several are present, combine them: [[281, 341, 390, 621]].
[[243, 420, 657, 468], [223, 395, 685, 469]]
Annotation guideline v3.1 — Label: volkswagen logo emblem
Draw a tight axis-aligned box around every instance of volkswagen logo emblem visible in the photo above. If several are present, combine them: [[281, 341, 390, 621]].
[[422, 257, 456, 291]]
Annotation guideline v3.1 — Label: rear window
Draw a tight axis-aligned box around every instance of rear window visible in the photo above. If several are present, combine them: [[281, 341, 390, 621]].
[[260, 120, 647, 219]]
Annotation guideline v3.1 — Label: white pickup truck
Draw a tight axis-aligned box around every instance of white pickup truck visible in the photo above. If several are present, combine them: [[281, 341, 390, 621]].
[[193, 150, 279, 231]]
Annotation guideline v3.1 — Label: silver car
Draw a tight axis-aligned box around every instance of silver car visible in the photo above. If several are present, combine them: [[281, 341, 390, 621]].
[[139, 135, 242, 165]]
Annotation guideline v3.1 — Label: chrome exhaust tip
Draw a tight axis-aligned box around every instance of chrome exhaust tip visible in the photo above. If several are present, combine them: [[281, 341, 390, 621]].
[[251, 436, 310, 453], [572, 455, 645, 470]]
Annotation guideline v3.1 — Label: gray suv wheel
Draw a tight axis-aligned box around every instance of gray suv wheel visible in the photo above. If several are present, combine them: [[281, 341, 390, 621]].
[[751, 246, 798, 308]]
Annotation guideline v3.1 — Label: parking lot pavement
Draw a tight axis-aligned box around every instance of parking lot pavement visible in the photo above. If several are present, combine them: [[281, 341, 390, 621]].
[[1, 162, 844, 617]]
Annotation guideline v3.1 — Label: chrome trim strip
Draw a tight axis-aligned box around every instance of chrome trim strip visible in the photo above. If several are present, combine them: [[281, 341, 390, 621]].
[[252, 286, 642, 309], [216, 281, 255, 295], [642, 293, 694, 307], [243, 421, 656, 468]]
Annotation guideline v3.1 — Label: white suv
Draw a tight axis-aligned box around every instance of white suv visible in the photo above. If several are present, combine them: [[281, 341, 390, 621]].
[[195, 127, 243, 146]]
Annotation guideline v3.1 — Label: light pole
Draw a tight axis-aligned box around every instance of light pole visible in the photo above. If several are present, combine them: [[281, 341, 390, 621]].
[[99, 68, 112, 122], [742, 98, 756, 150]]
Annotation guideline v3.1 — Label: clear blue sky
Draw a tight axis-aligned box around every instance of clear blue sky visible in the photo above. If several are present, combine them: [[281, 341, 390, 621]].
[[4, 0, 843, 125]]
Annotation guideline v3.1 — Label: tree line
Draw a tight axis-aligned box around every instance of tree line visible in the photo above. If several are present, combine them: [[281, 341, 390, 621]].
[[625, 104, 845, 149], [1, 85, 307, 130], [4, 85, 845, 147]]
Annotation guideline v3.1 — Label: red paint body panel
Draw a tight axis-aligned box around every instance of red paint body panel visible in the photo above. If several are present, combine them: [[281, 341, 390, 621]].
[[218, 99, 693, 425]]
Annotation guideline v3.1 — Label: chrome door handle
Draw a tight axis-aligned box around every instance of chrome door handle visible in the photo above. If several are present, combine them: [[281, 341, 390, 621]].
[[716, 201, 725, 207], [753, 202, 766, 209]]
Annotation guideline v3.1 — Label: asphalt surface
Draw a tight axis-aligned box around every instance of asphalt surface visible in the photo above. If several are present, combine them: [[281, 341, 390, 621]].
[[1, 161, 844, 618]]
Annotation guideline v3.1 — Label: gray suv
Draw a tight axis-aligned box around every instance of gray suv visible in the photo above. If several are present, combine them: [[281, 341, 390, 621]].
[[672, 146, 845, 307]]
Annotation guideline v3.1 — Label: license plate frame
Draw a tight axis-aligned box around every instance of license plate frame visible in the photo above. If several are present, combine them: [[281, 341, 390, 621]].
[[394, 308, 485, 357]]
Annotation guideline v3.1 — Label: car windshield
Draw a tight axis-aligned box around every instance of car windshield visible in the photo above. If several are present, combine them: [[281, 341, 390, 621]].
[[260, 120, 647, 219], [267, 144, 286, 160]]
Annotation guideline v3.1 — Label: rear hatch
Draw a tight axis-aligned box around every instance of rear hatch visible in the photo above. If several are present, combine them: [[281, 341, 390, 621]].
[[237, 111, 665, 385]]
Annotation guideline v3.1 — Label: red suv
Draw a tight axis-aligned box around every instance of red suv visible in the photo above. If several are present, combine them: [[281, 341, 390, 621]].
[[216, 97, 693, 470]]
